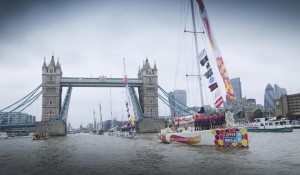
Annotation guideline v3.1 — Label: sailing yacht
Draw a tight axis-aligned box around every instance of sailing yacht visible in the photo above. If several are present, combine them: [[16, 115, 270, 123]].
[[0, 132, 8, 139], [119, 58, 136, 139], [108, 89, 117, 136], [158, 0, 249, 148], [97, 103, 104, 135]]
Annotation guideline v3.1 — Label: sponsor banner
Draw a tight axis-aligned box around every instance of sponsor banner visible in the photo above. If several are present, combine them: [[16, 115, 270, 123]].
[[212, 128, 249, 148], [170, 135, 201, 145], [196, 0, 236, 100], [174, 115, 195, 125]]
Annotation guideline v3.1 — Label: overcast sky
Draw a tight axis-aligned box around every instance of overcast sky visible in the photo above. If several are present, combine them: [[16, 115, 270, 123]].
[[1, 0, 299, 128]]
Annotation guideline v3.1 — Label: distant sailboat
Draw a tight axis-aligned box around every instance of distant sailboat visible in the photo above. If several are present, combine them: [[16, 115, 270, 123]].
[[97, 103, 104, 135], [91, 110, 97, 134], [108, 89, 117, 136], [120, 58, 136, 138], [158, 0, 249, 148]]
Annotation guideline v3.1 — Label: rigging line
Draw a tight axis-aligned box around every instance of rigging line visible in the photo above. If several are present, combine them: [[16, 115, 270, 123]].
[[185, 29, 194, 108], [183, 0, 190, 31], [173, 0, 186, 91]]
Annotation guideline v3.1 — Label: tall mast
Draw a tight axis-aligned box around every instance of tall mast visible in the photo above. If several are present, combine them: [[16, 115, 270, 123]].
[[99, 103, 103, 128], [123, 58, 128, 105], [93, 109, 96, 130], [191, 0, 204, 109], [110, 89, 113, 128]]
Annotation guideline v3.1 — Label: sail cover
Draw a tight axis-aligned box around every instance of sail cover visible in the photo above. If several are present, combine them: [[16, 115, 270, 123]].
[[196, 0, 236, 100]]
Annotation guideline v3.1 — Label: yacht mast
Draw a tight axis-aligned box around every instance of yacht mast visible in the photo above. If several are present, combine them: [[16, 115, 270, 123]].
[[99, 103, 103, 129], [110, 89, 113, 128], [190, 0, 204, 110], [123, 58, 128, 105], [93, 109, 96, 130]]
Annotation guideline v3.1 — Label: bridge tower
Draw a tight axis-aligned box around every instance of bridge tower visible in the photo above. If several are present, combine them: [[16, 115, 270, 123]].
[[138, 58, 158, 118], [42, 56, 62, 121]]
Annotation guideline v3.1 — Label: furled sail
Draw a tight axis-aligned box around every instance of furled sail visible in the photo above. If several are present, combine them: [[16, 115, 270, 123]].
[[196, 0, 236, 100]]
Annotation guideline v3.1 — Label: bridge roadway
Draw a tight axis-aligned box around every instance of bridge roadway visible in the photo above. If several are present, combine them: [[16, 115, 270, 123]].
[[60, 77, 143, 87]]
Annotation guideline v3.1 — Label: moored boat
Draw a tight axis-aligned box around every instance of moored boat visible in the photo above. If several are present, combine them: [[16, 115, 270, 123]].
[[32, 133, 49, 140], [0, 132, 8, 139], [291, 120, 300, 129], [108, 127, 117, 136], [246, 117, 293, 132], [119, 125, 136, 138], [97, 103, 104, 135]]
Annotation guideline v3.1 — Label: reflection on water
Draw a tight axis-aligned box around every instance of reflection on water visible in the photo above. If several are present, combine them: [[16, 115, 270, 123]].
[[1, 130, 300, 175]]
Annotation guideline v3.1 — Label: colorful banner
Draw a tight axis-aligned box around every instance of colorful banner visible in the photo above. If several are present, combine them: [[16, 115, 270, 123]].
[[170, 135, 201, 145], [196, 0, 236, 100], [198, 49, 224, 108], [174, 115, 195, 125], [212, 128, 249, 148]]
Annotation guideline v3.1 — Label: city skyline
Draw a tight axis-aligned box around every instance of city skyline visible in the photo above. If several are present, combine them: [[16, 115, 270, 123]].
[[1, 0, 300, 127]]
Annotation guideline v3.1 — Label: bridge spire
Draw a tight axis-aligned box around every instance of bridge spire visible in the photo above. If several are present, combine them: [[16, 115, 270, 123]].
[[154, 61, 157, 71], [43, 57, 47, 67], [56, 57, 60, 67], [138, 66, 141, 76], [49, 55, 55, 67], [143, 57, 151, 69]]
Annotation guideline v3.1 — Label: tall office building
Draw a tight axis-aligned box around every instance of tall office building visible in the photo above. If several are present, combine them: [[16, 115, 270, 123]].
[[264, 84, 287, 112], [275, 93, 300, 118], [230, 77, 242, 99], [274, 84, 287, 99], [168, 90, 187, 117], [264, 84, 276, 112], [0, 112, 36, 125]]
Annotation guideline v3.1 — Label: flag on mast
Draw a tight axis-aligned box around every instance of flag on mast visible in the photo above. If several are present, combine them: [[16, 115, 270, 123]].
[[196, 0, 236, 100], [198, 48, 224, 108], [124, 75, 135, 126]]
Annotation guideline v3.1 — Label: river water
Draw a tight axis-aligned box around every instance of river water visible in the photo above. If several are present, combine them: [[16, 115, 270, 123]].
[[1, 130, 300, 175]]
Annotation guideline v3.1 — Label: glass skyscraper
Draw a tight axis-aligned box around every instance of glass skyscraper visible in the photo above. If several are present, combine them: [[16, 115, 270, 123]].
[[264, 84, 276, 112], [230, 77, 242, 99], [168, 90, 187, 117], [264, 84, 287, 112], [274, 84, 287, 99]]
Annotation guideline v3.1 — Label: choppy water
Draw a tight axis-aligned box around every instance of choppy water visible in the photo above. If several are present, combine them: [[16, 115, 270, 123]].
[[1, 130, 300, 175]]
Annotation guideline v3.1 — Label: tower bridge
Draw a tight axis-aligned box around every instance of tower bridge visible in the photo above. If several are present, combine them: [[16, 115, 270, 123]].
[[1, 55, 196, 135]]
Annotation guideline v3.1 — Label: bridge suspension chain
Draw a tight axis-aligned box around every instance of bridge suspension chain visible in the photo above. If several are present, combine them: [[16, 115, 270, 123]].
[[158, 85, 196, 117], [0, 84, 42, 124], [158, 93, 193, 116], [0, 84, 42, 113]]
